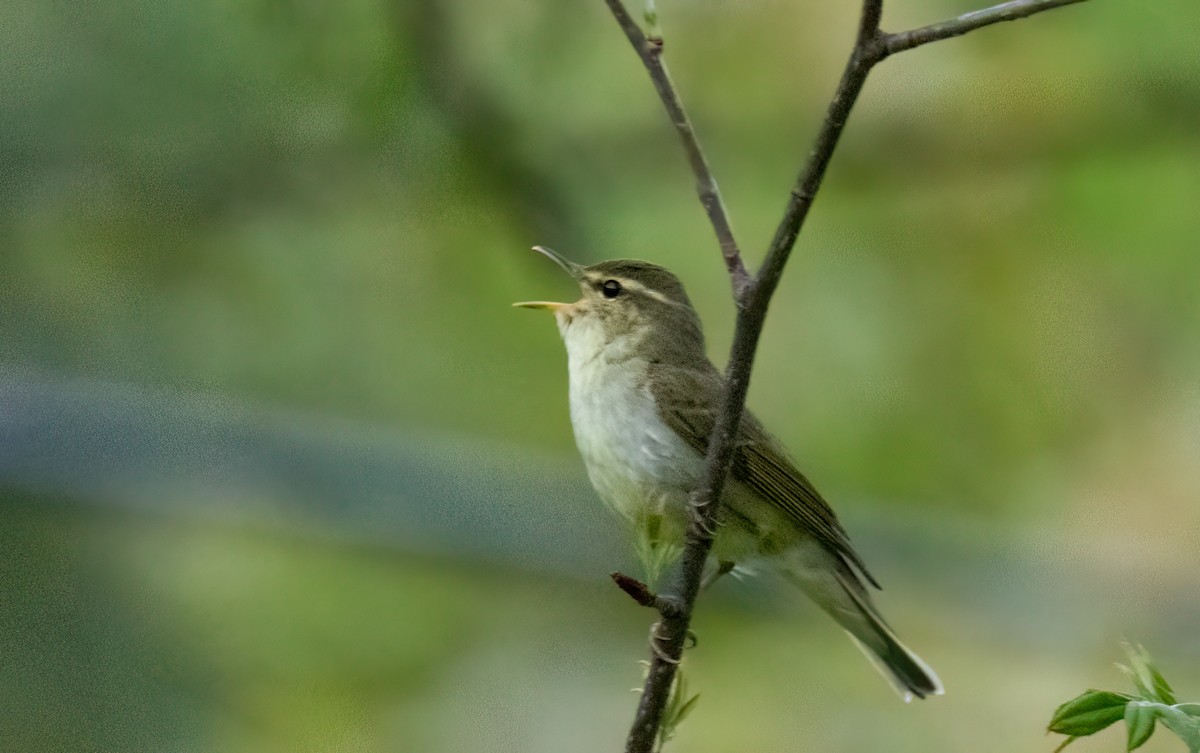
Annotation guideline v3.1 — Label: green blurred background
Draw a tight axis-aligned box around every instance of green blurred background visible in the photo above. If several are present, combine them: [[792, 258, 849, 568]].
[[2, 1, 1198, 751]]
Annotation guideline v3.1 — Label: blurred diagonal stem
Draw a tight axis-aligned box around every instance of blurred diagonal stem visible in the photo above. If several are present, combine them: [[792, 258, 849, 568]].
[[602, 0, 1093, 751], [399, 0, 584, 247]]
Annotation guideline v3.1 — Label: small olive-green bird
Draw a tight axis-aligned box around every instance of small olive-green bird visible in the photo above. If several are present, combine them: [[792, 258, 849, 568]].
[[515, 246, 942, 701]]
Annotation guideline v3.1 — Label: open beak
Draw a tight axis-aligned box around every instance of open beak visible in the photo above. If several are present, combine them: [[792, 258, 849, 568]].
[[530, 245, 584, 280], [512, 245, 583, 312]]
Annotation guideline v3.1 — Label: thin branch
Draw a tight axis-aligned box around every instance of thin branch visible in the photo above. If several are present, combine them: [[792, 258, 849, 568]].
[[882, 0, 1089, 55], [756, 0, 886, 305], [602, 0, 1093, 751], [759, 0, 1089, 293], [602, 0, 750, 296], [620, 3, 888, 752]]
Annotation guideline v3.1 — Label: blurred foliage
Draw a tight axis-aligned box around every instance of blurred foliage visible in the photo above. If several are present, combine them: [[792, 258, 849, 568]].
[[2, 0, 1199, 751], [4, 0, 1200, 515]]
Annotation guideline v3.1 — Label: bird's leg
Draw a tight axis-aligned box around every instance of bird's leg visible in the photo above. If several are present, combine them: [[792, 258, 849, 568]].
[[647, 622, 681, 664], [688, 508, 720, 538], [700, 559, 736, 591], [647, 622, 698, 661], [688, 489, 727, 539]]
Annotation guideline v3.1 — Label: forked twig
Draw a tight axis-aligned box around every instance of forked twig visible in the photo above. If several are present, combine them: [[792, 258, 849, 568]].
[[882, 0, 1091, 54], [601, 2, 1093, 751]]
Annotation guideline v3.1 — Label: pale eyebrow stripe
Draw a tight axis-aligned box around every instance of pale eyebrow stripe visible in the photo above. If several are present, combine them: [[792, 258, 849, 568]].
[[620, 279, 673, 305], [583, 272, 690, 310]]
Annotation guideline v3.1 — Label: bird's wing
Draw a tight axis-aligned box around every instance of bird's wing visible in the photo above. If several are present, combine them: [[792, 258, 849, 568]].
[[649, 365, 879, 588]]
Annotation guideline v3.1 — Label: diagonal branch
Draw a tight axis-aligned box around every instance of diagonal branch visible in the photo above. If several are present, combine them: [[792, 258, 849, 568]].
[[602, 0, 750, 296], [882, 0, 1091, 55], [600, 0, 1092, 751], [756, 0, 885, 305]]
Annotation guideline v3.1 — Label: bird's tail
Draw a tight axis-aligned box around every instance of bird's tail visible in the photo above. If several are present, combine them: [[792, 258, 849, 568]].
[[780, 543, 943, 701]]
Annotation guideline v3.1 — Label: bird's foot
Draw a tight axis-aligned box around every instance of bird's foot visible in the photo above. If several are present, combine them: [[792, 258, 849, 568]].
[[687, 510, 720, 538], [700, 560, 736, 591], [648, 622, 680, 664], [647, 622, 696, 663]]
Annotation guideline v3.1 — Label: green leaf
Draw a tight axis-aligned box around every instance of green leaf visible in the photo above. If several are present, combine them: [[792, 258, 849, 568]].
[[1148, 667, 1177, 704], [656, 665, 698, 749], [1052, 736, 1078, 753], [1049, 690, 1133, 736], [1125, 701, 1158, 751], [1159, 706, 1200, 753], [1120, 644, 1177, 704], [674, 693, 700, 726]]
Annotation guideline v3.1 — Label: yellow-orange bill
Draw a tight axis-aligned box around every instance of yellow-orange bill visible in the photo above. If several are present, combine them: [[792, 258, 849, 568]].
[[512, 301, 567, 311]]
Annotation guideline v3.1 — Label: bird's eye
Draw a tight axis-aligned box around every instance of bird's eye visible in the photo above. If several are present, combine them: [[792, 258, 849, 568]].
[[601, 279, 622, 299]]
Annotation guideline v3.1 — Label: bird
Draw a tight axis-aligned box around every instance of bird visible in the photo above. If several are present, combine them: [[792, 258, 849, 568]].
[[515, 245, 943, 701]]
